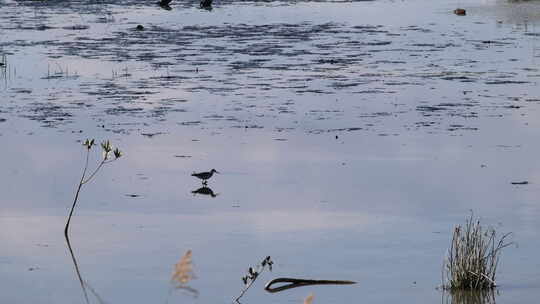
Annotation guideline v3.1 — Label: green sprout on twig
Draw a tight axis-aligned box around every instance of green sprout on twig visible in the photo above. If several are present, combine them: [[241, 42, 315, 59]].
[[234, 256, 273, 303], [64, 139, 122, 237]]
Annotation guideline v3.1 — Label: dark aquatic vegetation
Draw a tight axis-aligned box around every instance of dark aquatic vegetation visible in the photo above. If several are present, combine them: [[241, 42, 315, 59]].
[[191, 168, 219, 185], [442, 212, 513, 290]]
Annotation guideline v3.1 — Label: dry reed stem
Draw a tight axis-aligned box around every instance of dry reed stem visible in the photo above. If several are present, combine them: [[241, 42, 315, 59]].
[[172, 250, 196, 287], [64, 139, 121, 236], [443, 213, 512, 290]]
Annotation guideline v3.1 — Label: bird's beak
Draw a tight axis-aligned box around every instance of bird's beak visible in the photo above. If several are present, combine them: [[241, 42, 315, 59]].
[[215, 170, 220, 174]]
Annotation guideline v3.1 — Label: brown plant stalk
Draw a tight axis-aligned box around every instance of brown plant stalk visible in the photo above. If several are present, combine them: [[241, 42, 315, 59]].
[[64, 139, 122, 237]]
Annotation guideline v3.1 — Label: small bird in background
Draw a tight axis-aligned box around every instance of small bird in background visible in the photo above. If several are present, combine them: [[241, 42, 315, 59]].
[[191, 169, 219, 185], [158, 0, 172, 9], [200, 0, 212, 9]]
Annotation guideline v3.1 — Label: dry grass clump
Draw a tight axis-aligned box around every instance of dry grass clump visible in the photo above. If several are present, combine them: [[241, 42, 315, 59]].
[[304, 293, 314, 304], [170, 249, 199, 298], [443, 213, 512, 290], [172, 250, 196, 287]]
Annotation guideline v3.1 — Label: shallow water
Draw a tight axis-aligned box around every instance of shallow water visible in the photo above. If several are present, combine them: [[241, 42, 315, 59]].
[[1, 0, 540, 303]]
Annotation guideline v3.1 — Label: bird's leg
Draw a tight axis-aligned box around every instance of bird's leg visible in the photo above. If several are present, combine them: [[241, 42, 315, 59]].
[[202, 180, 208, 186]]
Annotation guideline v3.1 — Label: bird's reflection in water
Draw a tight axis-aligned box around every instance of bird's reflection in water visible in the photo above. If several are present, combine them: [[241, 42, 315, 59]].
[[443, 289, 497, 304], [191, 186, 218, 198], [65, 234, 107, 304]]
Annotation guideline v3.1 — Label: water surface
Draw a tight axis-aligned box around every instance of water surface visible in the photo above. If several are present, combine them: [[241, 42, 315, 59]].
[[1, 0, 540, 303]]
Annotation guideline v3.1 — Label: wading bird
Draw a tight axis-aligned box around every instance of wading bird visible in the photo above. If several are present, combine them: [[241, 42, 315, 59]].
[[191, 169, 219, 185]]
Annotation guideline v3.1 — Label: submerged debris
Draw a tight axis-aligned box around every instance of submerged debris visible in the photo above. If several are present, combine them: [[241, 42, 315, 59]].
[[265, 277, 356, 293], [511, 181, 529, 185]]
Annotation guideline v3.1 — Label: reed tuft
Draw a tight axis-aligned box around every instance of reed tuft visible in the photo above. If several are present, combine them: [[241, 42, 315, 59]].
[[172, 250, 196, 287], [442, 212, 512, 290]]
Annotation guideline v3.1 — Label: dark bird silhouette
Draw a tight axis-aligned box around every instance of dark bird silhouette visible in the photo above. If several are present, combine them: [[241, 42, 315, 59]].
[[158, 0, 172, 10], [191, 186, 218, 197], [191, 169, 219, 185], [200, 0, 212, 10]]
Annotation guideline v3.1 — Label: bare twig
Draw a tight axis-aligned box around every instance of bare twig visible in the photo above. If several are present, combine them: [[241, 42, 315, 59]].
[[64, 139, 122, 237], [234, 256, 273, 303]]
